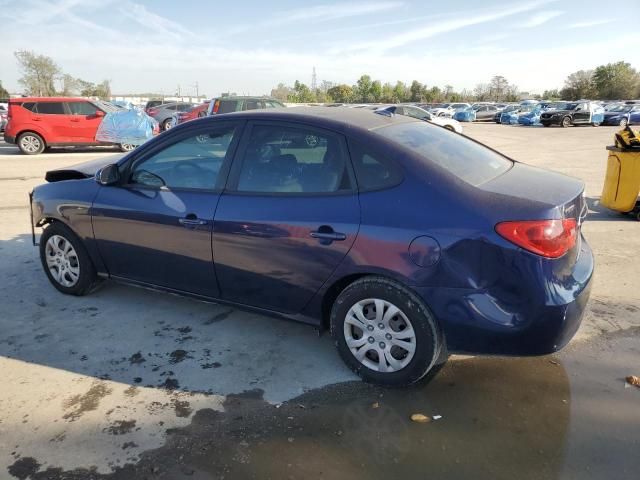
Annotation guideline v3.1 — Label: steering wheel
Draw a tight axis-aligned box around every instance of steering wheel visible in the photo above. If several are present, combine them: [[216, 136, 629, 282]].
[[173, 161, 209, 188]]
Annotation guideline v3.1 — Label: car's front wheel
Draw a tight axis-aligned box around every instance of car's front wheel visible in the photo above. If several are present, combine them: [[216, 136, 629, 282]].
[[331, 277, 443, 386], [561, 116, 572, 128], [39, 222, 99, 296], [18, 132, 45, 155]]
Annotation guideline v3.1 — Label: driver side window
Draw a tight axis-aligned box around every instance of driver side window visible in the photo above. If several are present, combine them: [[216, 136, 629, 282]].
[[129, 126, 237, 190]]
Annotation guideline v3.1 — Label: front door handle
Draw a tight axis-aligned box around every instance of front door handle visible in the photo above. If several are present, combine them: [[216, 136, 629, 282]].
[[179, 215, 207, 227], [70, 118, 81, 122], [310, 226, 346, 243]]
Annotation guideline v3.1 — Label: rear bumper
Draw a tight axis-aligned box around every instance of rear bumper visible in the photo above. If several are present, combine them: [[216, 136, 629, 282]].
[[415, 236, 594, 356], [4, 133, 15, 144]]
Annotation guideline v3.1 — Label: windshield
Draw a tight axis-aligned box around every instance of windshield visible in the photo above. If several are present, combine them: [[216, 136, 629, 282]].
[[375, 121, 512, 186]]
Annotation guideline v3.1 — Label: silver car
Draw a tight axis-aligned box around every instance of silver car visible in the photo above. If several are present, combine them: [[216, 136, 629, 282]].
[[147, 102, 194, 131]]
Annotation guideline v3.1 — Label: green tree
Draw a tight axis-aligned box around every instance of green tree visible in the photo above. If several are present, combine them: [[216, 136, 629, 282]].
[[380, 82, 395, 103], [560, 70, 596, 100], [14, 50, 60, 96], [326, 84, 353, 103], [355, 74, 373, 102], [288, 80, 316, 103], [489, 75, 511, 101], [542, 89, 561, 100], [409, 80, 425, 102], [0, 81, 9, 98], [393, 81, 408, 103], [370, 80, 382, 103], [592, 61, 639, 100]]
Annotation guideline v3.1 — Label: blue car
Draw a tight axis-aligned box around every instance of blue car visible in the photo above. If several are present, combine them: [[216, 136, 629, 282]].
[[30, 108, 593, 386], [602, 104, 640, 127]]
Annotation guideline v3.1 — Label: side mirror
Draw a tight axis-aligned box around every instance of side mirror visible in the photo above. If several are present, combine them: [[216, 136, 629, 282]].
[[96, 164, 120, 186], [95, 110, 105, 117]]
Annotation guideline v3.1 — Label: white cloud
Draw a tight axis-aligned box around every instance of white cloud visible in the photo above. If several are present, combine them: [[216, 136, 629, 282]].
[[568, 19, 613, 28], [117, 1, 192, 40], [273, 1, 404, 24], [329, 0, 556, 53], [518, 10, 563, 27]]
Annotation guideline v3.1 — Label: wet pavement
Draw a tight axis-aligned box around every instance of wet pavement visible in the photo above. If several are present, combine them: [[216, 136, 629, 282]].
[[7, 329, 639, 480]]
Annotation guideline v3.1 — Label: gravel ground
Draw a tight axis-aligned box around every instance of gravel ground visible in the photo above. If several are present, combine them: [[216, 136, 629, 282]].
[[0, 122, 638, 479]]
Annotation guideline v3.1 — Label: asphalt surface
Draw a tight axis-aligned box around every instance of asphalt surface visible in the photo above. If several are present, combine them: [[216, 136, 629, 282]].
[[0, 123, 639, 479]]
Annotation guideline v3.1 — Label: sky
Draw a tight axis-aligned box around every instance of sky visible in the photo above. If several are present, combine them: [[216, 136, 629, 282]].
[[0, 0, 638, 97]]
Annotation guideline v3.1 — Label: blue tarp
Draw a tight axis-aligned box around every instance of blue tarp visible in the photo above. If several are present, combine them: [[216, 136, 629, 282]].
[[95, 109, 158, 145], [518, 107, 543, 126], [500, 112, 519, 124], [453, 109, 476, 122]]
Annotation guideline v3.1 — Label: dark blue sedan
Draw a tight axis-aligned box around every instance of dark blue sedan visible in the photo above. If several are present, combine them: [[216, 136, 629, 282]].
[[602, 104, 640, 127], [30, 108, 593, 386]]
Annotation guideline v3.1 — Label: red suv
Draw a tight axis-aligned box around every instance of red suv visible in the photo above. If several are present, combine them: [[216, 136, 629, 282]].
[[4, 97, 130, 155]]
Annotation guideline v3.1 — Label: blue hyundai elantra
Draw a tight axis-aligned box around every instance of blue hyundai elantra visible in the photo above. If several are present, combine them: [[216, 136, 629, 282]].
[[30, 107, 593, 386]]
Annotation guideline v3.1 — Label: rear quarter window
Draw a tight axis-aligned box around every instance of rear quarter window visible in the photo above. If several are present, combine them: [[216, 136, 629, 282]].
[[218, 100, 241, 114], [20, 102, 37, 112], [348, 140, 403, 192], [375, 121, 512, 186]]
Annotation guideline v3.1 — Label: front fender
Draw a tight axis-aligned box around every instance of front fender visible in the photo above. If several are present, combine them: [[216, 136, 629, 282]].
[[31, 178, 106, 273]]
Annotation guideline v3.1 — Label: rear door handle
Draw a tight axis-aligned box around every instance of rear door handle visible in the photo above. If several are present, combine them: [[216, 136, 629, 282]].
[[70, 118, 80, 122]]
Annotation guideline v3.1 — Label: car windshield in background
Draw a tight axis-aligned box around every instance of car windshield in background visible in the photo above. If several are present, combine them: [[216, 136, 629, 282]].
[[562, 103, 579, 110], [609, 105, 632, 112], [375, 122, 512, 186]]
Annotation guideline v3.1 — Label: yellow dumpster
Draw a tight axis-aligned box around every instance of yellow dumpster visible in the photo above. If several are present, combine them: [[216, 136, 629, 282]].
[[600, 146, 640, 220]]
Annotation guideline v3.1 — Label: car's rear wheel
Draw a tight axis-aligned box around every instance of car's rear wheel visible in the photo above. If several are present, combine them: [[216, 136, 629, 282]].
[[561, 116, 572, 128], [331, 277, 443, 386], [39, 222, 99, 296], [619, 118, 628, 128], [18, 132, 45, 155]]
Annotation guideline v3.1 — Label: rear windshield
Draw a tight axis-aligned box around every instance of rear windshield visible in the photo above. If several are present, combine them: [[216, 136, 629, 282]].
[[375, 122, 512, 186]]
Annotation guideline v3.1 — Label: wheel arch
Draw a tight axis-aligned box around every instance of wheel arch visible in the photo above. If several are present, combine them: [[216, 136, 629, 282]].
[[17, 129, 48, 146]]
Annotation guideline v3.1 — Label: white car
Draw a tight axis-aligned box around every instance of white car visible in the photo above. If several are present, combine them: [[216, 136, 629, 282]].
[[428, 102, 471, 118], [375, 105, 463, 133]]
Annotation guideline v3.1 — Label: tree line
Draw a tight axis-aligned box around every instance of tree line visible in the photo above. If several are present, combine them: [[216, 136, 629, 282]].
[[273, 61, 640, 104], [8, 50, 112, 99]]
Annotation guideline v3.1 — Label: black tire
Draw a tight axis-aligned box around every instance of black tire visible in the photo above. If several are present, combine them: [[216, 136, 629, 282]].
[[39, 222, 99, 296], [592, 122, 600, 127], [162, 118, 174, 131], [561, 116, 571, 128], [17, 132, 45, 155], [330, 276, 443, 387], [542, 122, 551, 127], [619, 118, 628, 128]]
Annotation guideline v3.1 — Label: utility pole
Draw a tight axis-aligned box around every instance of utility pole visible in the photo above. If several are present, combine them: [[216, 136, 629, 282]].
[[193, 81, 199, 98], [311, 67, 317, 91]]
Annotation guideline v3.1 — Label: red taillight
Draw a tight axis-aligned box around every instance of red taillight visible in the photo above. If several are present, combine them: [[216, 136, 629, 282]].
[[496, 219, 577, 258], [147, 108, 158, 116], [213, 100, 220, 114]]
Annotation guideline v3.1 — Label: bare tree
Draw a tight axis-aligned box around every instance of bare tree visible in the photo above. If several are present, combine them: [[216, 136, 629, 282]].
[[14, 50, 60, 96]]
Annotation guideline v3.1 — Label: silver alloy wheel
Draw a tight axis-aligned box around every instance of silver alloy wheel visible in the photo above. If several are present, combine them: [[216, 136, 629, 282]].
[[20, 135, 42, 153], [45, 235, 80, 288], [344, 298, 416, 373], [121, 143, 136, 152]]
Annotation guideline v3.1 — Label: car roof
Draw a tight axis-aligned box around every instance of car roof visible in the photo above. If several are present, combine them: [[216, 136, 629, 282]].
[[10, 97, 89, 102], [215, 96, 281, 100], [210, 106, 418, 132]]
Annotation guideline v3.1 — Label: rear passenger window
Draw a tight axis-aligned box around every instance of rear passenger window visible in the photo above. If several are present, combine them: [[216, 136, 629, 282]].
[[236, 125, 351, 194], [67, 101, 97, 115], [36, 102, 65, 114], [348, 141, 403, 192], [245, 100, 260, 110], [21, 102, 37, 112], [218, 100, 241, 114]]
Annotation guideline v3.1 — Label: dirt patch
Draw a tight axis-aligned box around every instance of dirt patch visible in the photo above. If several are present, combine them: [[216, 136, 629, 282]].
[[171, 397, 193, 418], [160, 378, 180, 391], [104, 420, 137, 435], [62, 381, 112, 422], [168, 350, 191, 364], [201, 362, 222, 369], [128, 352, 146, 365], [123, 386, 139, 398], [7, 457, 41, 480]]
